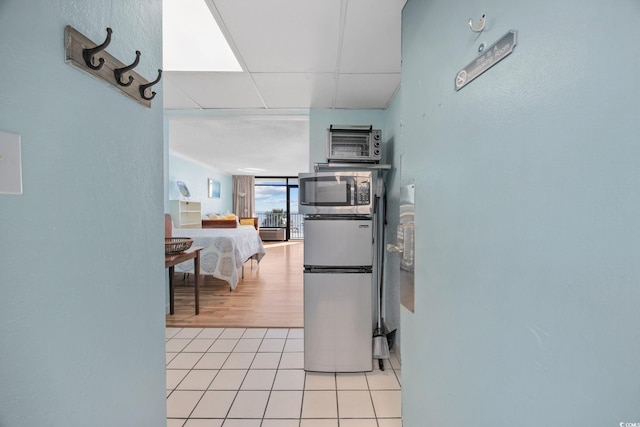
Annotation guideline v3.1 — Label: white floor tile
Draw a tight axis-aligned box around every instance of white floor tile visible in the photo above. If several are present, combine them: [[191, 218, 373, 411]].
[[365, 369, 401, 390], [194, 353, 229, 370], [250, 352, 281, 369], [221, 420, 261, 427], [176, 370, 218, 390], [305, 372, 336, 390], [301, 390, 338, 418], [284, 339, 304, 352], [196, 328, 225, 339], [222, 419, 262, 427], [335, 373, 368, 390], [167, 418, 186, 427], [166, 390, 204, 418], [222, 353, 255, 369], [227, 390, 269, 418], [272, 369, 305, 390], [208, 339, 239, 353], [258, 338, 286, 352], [241, 328, 267, 339], [279, 352, 304, 369], [299, 419, 338, 427], [371, 390, 402, 418], [240, 369, 276, 390], [167, 352, 179, 365], [339, 419, 378, 427], [377, 419, 403, 427], [389, 352, 401, 370], [167, 353, 204, 370], [183, 419, 223, 427], [166, 328, 181, 339], [174, 328, 204, 339], [261, 419, 299, 427], [165, 328, 403, 426], [190, 390, 236, 418], [264, 390, 303, 418], [166, 339, 192, 353], [287, 328, 304, 339], [337, 390, 375, 418], [219, 328, 246, 339], [166, 369, 190, 389], [183, 339, 215, 353], [265, 328, 289, 338], [233, 339, 262, 353], [208, 370, 247, 390]]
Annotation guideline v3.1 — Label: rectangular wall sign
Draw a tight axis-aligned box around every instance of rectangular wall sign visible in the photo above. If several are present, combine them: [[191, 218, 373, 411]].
[[455, 30, 517, 91]]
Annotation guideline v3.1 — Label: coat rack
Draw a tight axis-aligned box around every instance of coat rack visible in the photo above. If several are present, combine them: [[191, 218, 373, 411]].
[[64, 26, 162, 108]]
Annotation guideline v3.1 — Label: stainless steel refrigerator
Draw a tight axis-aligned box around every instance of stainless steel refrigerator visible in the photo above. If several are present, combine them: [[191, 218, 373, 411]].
[[303, 216, 374, 372]]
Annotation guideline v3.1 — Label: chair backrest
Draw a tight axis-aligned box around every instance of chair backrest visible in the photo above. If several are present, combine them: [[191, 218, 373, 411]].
[[164, 214, 173, 238]]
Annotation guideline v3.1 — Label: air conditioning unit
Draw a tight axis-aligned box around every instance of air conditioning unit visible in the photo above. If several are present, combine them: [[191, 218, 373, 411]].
[[259, 228, 286, 241]]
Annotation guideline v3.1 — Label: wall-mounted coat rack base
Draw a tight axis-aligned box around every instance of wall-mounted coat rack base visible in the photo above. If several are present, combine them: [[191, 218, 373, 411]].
[[64, 25, 156, 108]]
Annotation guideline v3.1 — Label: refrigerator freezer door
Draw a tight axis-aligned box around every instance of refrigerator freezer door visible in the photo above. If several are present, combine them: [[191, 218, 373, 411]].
[[304, 218, 374, 267], [304, 272, 373, 372]]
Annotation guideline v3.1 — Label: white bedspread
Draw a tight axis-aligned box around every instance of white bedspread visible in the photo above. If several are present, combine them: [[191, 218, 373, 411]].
[[172, 225, 265, 290]]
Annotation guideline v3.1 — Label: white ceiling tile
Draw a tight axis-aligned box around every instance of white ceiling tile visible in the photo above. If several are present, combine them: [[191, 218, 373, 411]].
[[169, 115, 309, 176], [212, 0, 342, 73], [163, 73, 202, 109], [252, 73, 336, 109], [335, 73, 400, 109], [339, 0, 404, 73], [167, 72, 265, 109]]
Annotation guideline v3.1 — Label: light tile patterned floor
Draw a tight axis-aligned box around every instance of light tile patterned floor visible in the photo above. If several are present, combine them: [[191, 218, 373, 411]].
[[166, 327, 402, 427]]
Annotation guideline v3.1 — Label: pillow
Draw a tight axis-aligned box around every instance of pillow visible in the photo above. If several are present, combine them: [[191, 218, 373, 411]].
[[239, 218, 254, 226]]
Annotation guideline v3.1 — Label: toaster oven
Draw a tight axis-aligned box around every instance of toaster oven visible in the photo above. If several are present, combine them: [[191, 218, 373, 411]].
[[326, 125, 382, 163]]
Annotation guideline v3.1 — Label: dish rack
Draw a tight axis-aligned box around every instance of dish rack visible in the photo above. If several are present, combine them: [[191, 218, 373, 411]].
[[165, 237, 193, 255]]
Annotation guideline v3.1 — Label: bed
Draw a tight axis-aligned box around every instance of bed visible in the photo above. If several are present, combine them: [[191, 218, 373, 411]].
[[170, 222, 265, 290]]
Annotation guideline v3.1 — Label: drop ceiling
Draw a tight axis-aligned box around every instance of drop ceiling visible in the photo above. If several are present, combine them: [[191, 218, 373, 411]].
[[165, 0, 406, 176]]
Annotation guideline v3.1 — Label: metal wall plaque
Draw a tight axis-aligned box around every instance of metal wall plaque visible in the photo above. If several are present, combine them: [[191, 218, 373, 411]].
[[387, 184, 415, 312], [455, 30, 517, 91]]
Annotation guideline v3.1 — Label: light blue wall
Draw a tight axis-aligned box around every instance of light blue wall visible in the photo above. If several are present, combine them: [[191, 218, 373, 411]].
[[0, 1, 166, 426], [399, 0, 640, 425], [168, 154, 233, 217]]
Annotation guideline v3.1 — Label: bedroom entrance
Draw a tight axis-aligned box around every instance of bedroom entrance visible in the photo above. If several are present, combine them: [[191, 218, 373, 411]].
[[165, 240, 304, 328]]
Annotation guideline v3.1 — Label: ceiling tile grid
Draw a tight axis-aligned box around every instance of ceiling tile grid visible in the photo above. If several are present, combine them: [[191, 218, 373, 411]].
[[164, 0, 406, 175]]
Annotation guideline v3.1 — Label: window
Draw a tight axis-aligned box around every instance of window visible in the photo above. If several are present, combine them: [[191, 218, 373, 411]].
[[255, 177, 302, 240]]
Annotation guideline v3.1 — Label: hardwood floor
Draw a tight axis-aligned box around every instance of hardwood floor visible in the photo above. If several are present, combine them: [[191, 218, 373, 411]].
[[165, 241, 304, 328]]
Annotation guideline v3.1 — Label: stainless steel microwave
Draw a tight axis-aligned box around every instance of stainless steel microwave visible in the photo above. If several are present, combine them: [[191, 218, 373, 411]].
[[326, 125, 381, 163], [298, 171, 374, 215]]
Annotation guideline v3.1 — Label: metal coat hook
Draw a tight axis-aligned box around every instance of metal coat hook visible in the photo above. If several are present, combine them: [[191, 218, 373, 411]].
[[82, 27, 112, 70], [114, 50, 141, 87], [139, 69, 162, 100], [469, 14, 486, 32]]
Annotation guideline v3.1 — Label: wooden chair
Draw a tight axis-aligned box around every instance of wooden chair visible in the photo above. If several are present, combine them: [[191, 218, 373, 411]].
[[165, 213, 173, 238]]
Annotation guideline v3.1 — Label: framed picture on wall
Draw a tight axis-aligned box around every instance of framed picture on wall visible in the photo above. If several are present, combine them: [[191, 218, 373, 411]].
[[208, 179, 221, 198]]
